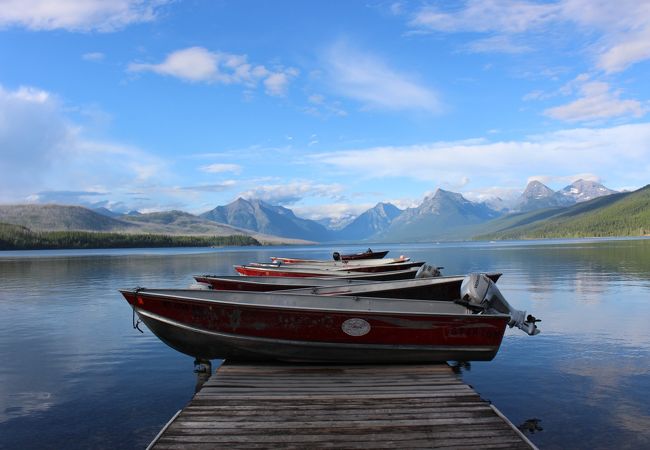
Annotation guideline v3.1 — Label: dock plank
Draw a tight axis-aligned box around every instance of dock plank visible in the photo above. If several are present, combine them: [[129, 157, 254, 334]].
[[149, 362, 537, 449]]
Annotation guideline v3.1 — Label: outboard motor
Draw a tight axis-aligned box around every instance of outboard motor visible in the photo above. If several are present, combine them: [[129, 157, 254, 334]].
[[415, 264, 444, 278], [332, 251, 341, 261], [460, 273, 540, 336]]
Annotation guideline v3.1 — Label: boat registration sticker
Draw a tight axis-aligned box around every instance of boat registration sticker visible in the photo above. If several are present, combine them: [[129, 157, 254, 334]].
[[342, 318, 371, 336]]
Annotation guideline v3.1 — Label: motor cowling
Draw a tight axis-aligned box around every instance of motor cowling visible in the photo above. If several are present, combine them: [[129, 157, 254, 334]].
[[460, 273, 540, 336], [415, 264, 443, 278]]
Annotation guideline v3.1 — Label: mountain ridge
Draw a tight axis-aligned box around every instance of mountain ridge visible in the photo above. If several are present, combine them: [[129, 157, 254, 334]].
[[1, 178, 633, 244], [376, 189, 500, 242], [0, 204, 311, 244], [200, 197, 332, 242], [334, 202, 402, 241], [477, 185, 650, 239]]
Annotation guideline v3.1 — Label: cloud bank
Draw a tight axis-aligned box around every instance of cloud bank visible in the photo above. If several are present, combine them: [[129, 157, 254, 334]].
[[129, 47, 298, 96], [0, 0, 168, 32]]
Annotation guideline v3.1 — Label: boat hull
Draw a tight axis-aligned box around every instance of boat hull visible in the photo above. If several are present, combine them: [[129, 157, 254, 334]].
[[340, 250, 389, 261], [194, 273, 502, 301], [121, 289, 508, 363]]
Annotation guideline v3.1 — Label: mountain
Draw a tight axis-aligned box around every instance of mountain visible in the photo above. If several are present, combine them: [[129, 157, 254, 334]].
[[0, 204, 309, 244], [516, 181, 573, 212], [336, 202, 402, 241], [559, 179, 617, 203], [120, 210, 258, 236], [200, 198, 332, 241], [514, 180, 617, 213], [0, 204, 137, 232], [477, 184, 650, 239], [378, 189, 501, 242], [316, 215, 356, 231], [92, 207, 123, 218]]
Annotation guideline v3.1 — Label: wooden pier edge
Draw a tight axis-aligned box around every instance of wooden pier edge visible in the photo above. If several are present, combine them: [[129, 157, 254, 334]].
[[490, 404, 539, 450], [149, 361, 538, 449], [146, 409, 182, 450]]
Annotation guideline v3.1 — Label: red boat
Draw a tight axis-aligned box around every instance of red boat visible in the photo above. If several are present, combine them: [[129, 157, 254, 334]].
[[265, 256, 408, 267], [234, 260, 425, 277], [119, 274, 540, 363], [194, 269, 421, 292]]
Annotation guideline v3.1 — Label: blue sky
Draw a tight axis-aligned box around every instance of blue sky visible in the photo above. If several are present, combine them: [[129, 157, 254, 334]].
[[1, 0, 650, 222]]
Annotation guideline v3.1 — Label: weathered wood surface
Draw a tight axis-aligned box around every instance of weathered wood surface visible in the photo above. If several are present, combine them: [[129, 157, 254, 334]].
[[151, 362, 537, 449]]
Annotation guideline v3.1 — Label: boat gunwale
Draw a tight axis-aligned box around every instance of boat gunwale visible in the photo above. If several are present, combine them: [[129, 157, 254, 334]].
[[121, 288, 511, 319]]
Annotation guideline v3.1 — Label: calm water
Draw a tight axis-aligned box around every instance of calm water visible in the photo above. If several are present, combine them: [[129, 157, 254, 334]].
[[1, 239, 650, 449]]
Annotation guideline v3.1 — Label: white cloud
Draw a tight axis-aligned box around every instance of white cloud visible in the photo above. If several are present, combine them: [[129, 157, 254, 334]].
[[324, 41, 441, 113], [0, 85, 71, 200], [544, 78, 646, 122], [311, 122, 650, 191], [410, 0, 559, 34], [308, 94, 324, 104], [264, 68, 299, 96], [303, 93, 347, 117], [129, 47, 219, 82], [560, 0, 650, 73], [0, 84, 168, 205], [128, 47, 298, 96], [199, 163, 242, 174], [293, 202, 372, 222], [177, 181, 237, 192], [464, 35, 532, 54], [82, 52, 105, 61], [597, 28, 650, 73], [11, 86, 51, 103], [463, 186, 522, 204], [527, 173, 601, 185], [408, 0, 650, 72], [0, 0, 168, 32], [238, 181, 346, 205]]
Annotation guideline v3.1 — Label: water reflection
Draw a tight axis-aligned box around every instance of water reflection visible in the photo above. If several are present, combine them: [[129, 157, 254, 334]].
[[193, 359, 213, 393], [518, 418, 543, 434], [449, 361, 471, 374]]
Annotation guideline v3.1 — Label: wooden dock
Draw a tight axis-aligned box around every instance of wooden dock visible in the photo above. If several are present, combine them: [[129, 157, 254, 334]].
[[149, 362, 537, 449]]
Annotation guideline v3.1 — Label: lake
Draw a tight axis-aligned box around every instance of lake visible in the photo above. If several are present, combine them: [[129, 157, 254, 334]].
[[1, 239, 649, 449]]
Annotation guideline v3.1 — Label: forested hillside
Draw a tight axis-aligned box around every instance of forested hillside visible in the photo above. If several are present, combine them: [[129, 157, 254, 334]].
[[477, 186, 650, 239], [0, 223, 260, 250]]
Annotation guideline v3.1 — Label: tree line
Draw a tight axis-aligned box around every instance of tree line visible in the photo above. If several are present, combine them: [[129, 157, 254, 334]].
[[0, 223, 261, 250]]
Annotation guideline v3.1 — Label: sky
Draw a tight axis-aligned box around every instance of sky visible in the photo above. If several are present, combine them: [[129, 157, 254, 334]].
[[1, 0, 650, 222]]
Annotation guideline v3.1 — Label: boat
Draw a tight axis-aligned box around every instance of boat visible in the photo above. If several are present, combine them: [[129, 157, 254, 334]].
[[247, 255, 404, 269], [270, 249, 389, 264], [270, 257, 328, 264], [279, 272, 502, 301], [195, 267, 425, 289], [119, 273, 540, 363], [234, 260, 425, 277], [194, 269, 422, 291], [264, 256, 409, 267], [335, 249, 389, 261], [193, 272, 502, 301]]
